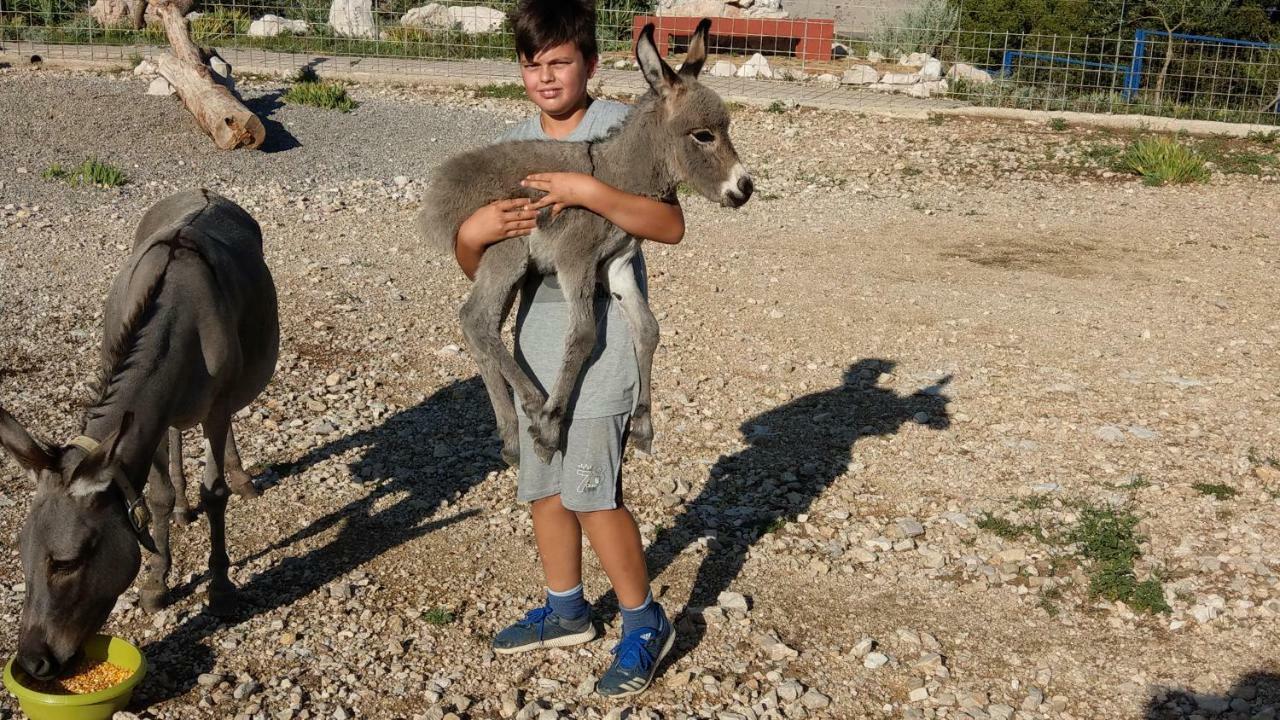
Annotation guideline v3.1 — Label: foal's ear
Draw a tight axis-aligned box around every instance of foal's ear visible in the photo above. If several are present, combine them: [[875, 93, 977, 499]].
[[636, 22, 682, 97], [69, 412, 134, 498], [0, 405, 55, 476], [678, 18, 712, 78]]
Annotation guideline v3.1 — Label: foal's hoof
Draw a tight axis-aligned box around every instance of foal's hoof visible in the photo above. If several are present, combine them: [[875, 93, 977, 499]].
[[207, 585, 239, 618], [527, 427, 558, 465], [173, 507, 195, 527], [227, 469, 261, 499], [140, 587, 169, 613], [501, 442, 520, 468]]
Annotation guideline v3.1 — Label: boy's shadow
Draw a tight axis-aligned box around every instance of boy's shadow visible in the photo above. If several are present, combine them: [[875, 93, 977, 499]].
[[134, 377, 502, 708], [602, 358, 952, 667], [1145, 672, 1280, 719]]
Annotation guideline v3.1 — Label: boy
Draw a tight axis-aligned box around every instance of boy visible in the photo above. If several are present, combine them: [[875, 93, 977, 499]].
[[452, 0, 685, 698]]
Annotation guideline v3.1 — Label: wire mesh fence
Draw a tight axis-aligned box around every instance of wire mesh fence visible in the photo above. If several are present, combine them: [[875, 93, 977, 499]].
[[1, 0, 1278, 126]]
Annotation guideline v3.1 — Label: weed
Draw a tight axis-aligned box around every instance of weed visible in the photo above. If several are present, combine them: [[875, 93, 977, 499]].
[[1049, 117, 1068, 131], [901, 166, 923, 177], [1192, 482, 1238, 501], [1117, 136, 1210, 186], [1069, 504, 1169, 614], [44, 158, 127, 187], [475, 82, 527, 100], [928, 115, 946, 126], [422, 607, 455, 625], [766, 100, 787, 114], [976, 513, 1026, 540], [1018, 494, 1052, 511], [283, 80, 358, 112], [1119, 475, 1151, 490], [1247, 130, 1280, 144], [761, 517, 788, 535]]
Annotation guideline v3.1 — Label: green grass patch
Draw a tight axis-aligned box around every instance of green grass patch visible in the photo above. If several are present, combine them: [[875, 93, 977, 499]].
[[1049, 117, 1068, 131], [1247, 130, 1280, 145], [1117, 136, 1211, 186], [44, 158, 127, 187], [283, 80, 358, 112], [1068, 504, 1169, 614], [475, 82, 527, 100], [422, 607, 455, 625], [1192, 482, 1238, 501], [976, 513, 1032, 540], [1119, 475, 1151, 490], [766, 99, 787, 114]]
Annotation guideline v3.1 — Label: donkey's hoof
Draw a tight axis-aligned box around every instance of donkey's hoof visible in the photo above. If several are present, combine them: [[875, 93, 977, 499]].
[[173, 507, 195, 527], [140, 587, 169, 613], [631, 415, 654, 455], [501, 442, 520, 468], [227, 470, 261, 499]]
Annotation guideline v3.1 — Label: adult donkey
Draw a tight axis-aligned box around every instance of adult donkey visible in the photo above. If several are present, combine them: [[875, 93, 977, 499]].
[[419, 20, 753, 466], [0, 188, 279, 681]]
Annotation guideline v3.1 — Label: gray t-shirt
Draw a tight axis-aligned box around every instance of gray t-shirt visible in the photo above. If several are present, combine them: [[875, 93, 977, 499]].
[[498, 98, 648, 419]]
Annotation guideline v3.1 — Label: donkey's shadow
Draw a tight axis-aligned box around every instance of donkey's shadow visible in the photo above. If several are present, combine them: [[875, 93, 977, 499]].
[[135, 377, 502, 707], [599, 358, 952, 667]]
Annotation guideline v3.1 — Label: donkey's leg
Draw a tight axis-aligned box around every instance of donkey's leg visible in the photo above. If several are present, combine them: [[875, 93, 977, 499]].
[[606, 254, 659, 454], [199, 409, 237, 617], [530, 259, 598, 464], [223, 423, 261, 499], [141, 440, 175, 613], [168, 427, 194, 526], [460, 239, 544, 462]]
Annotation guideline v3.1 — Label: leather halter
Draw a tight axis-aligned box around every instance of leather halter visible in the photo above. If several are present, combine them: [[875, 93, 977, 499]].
[[66, 435, 156, 551]]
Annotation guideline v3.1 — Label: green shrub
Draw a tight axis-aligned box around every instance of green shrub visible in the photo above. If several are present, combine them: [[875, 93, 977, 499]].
[[283, 80, 358, 112], [1117, 136, 1211, 185]]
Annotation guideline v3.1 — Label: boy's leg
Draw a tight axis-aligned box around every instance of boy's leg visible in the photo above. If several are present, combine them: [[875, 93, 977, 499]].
[[531, 495, 584, 592], [576, 507, 649, 609]]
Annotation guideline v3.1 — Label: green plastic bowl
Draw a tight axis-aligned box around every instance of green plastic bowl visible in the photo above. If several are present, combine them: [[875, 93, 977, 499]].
[[3, 635, 146, 720]]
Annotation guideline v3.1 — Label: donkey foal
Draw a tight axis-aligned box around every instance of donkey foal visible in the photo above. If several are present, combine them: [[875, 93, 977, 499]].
[[419, 19, 753, 465]]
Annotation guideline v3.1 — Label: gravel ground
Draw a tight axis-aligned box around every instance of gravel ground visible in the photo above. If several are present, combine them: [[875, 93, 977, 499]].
[[1, 66, 1279, 720]]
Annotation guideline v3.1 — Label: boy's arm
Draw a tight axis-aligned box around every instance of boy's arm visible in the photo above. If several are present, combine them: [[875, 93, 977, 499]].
[[522, 173, 685, 245], [454, 198, 540, 280]]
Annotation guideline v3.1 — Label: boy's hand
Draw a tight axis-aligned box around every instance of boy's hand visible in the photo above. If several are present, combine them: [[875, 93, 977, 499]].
[[458, 198, 540, 249], [522, 172, 599, 217]]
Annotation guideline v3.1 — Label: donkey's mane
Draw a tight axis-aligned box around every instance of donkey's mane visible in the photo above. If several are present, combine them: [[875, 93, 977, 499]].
[[84, 201, 217, 427]]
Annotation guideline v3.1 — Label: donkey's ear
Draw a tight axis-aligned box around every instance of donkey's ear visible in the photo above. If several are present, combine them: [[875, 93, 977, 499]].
[[678, 18, 712, 78], [0, 405, 55, 475], [636, 22, 682, 96], [69, 412, 133, 498]]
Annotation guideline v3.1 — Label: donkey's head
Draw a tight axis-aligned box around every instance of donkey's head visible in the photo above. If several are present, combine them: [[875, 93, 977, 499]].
[[0, 407, 145, 681], [635, 19, 753, 208]]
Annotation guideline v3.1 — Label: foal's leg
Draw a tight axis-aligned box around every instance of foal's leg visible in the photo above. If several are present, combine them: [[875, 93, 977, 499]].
[[199, 409, 237, 617], [141, 440, 175, 613], [168, 427, 194, 526], [529, 257, 599, 464], [606, 252, 659, 454], [223, 423, 260, 499], [461, 238, 545, 464]]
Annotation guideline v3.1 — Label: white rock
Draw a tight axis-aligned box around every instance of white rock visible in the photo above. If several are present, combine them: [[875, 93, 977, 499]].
[[401, 2, 449, 28], [710, 60, 736, 77], [905, 79, 948, 98], [330, 0, 378, 39], [800, 689, 831, 709], [863, 652, 890, 669], [920, 58, 943, 81], [850, 637, 875, 657], [948, 62, 993, 84], [393, 175, 411, 188], [867, 50, 886, 63], [777, 679, 805, 701], [909, 687, 930, 702], [146, 76, 175, 96], [815, 73, 839, 83], [759, 633, 799, 661], [248, 14, 307, 37], [899, 52, 930, 67], [208, 55, 231, 79], [736, 52, 773, 79], [840, 64, 880, 85], [880, 71, 921, 85], [447, 5, 506, 34], [1095, 425, 1127, 443], [132, 59, 156, 76]]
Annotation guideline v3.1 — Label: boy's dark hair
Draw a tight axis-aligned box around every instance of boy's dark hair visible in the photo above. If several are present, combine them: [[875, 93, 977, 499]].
[[513, 0, 598, 62]]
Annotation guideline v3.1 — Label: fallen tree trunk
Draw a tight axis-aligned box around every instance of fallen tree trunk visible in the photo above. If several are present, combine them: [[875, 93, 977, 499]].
[[152, 0, 264, 150]]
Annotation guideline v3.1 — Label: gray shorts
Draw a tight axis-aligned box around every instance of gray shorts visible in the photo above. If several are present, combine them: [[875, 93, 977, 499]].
[[517, 412, 629, 512]]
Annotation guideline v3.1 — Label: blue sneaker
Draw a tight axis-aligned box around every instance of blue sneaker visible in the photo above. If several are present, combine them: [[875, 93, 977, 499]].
[[595, 612, 677, 697], [492, 604, 596, 654]]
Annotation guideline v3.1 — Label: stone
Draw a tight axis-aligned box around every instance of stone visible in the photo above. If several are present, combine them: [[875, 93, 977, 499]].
[[248, 14, 307, 37], [909, 687, 930, 702], [401, 2, 450, 28], [657, 0, 745, 18], [759, 634, 799, 661], [736, 53, 773, 79], [710, 60, 736, 77], [777, 679, 805, 701], [899, 52, 930, 66], [920, 58, 943, 81], [330, 0, 378, 39], [132, 59, 156, 76], [147, 76, 175, 96], [718, 591, 750, 612], [850, 637, 875, 657], [1022, 687, 1044, 710], [1128, 425, 1159, 440], [863, 652, 889, 669], [447, 5, 506, 33], [800, 689, 831, 709], [1095, 425, 1127, 443], [988, 704, 1015, 720], [947, 62, 994, 84], [208, 55, 231, 80], [880, 72, 921, 85], [896, 518, 925, 538], [905, 80, 948, 98], [867, 51, 886, 63]]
